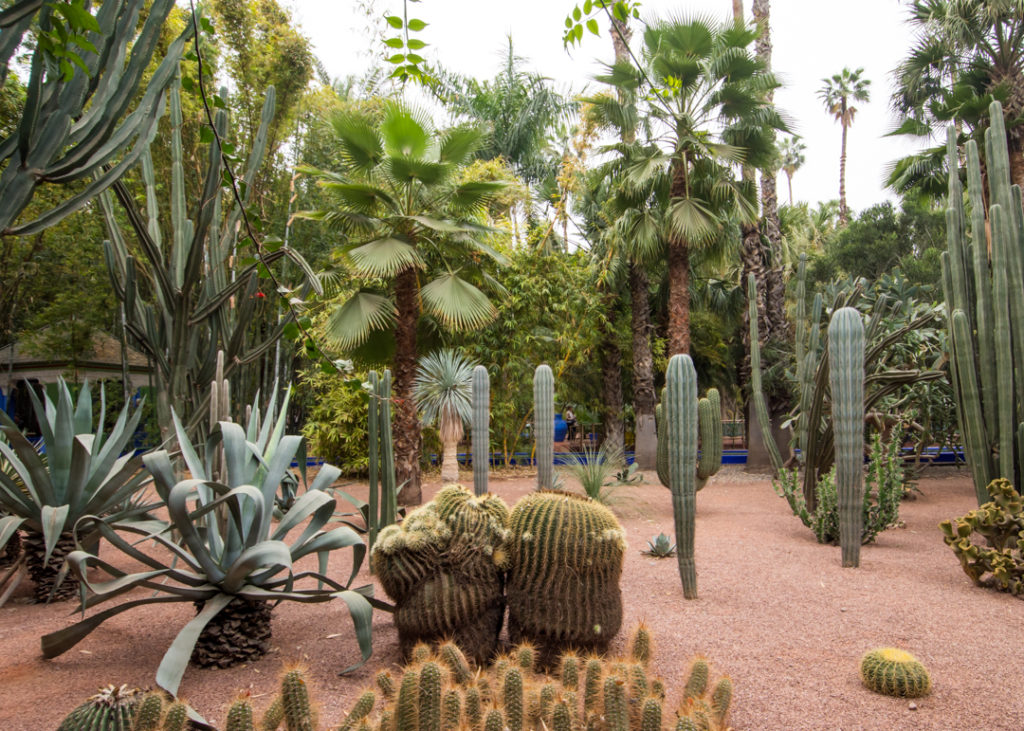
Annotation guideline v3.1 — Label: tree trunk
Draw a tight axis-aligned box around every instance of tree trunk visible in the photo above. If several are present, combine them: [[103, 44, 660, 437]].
[[667, 161, 692, 356], [786, 172, 793, 205], [630, 262, 657, 469], [599, 335, 625, 455], [839, 106, 849, 223], [1010, 137, 1024, 191], [393, 266, 422, 505], [441, 437, 460, 483]]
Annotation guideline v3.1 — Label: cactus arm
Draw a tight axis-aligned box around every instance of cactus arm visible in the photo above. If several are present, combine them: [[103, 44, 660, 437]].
[[534, 365, 554, 490], [696, 389, 722, 488], [666, 354, 699, 598], [965, 140, 998, 432], [472, 366, 490, 496], [828, 307, 865, 568], [746, 274, 785, 474]]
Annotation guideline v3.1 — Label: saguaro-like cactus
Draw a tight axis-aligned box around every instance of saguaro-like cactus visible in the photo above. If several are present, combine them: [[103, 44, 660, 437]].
[[657, 388, 722, 492], [534, 365, 554, 489], [828, 307, 865, 568], [472, 365, 490, 496], [665, 354, 699, 598], [942, 102, 1024, 503], [367, 370, 398, 553]]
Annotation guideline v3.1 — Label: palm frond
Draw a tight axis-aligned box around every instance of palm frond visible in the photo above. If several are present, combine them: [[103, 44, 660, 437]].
[[325, 292, 397, 350], [346, 237, 425, 278], [421, 273, 497, 332]]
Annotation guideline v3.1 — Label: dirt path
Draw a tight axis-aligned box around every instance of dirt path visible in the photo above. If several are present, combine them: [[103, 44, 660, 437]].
[[0, 466, 1020, 730]]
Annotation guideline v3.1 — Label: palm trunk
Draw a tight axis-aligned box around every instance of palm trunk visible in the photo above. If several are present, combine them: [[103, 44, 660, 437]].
[[839, 109, 849, 224], [667, 161, 692, 356], [630, 262, 657, 469], [393, 266, 422, 505], [786, 172, 793, 205], [599, 335, 625, 455]]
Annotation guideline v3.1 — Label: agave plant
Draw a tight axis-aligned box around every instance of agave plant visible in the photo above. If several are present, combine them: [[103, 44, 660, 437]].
[[558, 443, 624, 504], [414, 349, 476, 484], [643, 533, 677, 558], [41, 406, 375, 696], [0, 378, 150, 603]]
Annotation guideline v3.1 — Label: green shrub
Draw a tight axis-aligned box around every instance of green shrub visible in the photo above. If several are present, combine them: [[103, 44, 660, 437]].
[[297, 367, 369, 475], [775, 428, 905, 545]]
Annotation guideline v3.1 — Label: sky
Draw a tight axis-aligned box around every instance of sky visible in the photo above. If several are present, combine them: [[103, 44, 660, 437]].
[[287, 0, 931, 215]]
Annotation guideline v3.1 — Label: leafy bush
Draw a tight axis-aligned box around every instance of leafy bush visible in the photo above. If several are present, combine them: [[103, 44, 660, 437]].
[[940, 478, 1024, 596], [297, 367, 370, 475], [774, 429, 905, 545]]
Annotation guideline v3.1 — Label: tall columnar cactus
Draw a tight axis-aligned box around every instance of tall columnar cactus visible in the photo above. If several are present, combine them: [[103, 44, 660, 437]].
[[534, 365, 554, 489], [506, 491, 626, 661], [665, 354, 700, 598], [367, 370, 398, 553], [657, 387, 722, 491], [828, 307, 865, 568], [942, 101, 1024, 503], [372, 485, 510, 663], [472, 365, 491, 496]]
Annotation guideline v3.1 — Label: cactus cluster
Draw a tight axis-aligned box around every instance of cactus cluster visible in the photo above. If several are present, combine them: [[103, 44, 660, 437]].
[[939, 478, 1024, 595], [859, 648, 932, 698], [942, 101, 1024, 504], [372, 485, 511, 662], [506, 490, 626, 662], [57, 685, 144, 731]]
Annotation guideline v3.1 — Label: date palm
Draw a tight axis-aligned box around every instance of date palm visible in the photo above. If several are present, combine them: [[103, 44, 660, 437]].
[[297, 104, 509, 505], [414, 349, 476, 484], [779, 136, 806, 205], [819, 67, 871, 224]]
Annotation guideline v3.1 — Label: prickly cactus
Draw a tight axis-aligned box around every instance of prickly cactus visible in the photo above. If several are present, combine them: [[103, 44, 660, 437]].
[[57, 684, 143, 731], [860, 648, 932, 698], [534, 365, 554, 489], [472, 366, 491, 496], [666, 354, 699, 598], [828, 307, 865, 568]]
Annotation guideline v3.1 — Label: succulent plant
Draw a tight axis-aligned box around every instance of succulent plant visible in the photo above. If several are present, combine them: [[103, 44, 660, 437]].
[[0, 378, 153, 603], [506, 490, 626, 662], [56, 684, 144, 731], [364, 369, 398, 554], [471, 365, 491, 496], [534, 365, 554, 490], [828, 307, 865, 568], [642, 533, 676, 558], [860, 648, 932, 698], [41, 408, 373, 696], [372, 484, 510, 663]]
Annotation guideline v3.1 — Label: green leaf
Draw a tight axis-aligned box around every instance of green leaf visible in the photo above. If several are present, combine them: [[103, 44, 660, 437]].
[[587, 18, 599, 35], [387, 53, 406, 64], [347, 237, 425, 278], [156, 593, 234, 696], [584, 0, 593, 13], [565, 16, 573, 28], [406, 38, 426, 50], [405, 53, 424, 64], [199, 126, 213, 144], [325, 293, 398, 350], [407, 18, 427, 31], [385, 15, 403, 28], [421, 274, 497, 332], [384, 36, 404, 48], [573, 6, 582, 20]]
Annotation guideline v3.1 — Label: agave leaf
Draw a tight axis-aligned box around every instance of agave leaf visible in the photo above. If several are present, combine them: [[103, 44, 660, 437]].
[[39, 504, 70, 563], [72, 381, 92, 434], [219, 422, 252, 489], [0, 426, 50, 507], [220, 541, 292, 594], [0, 515, 26, 554], [309, 464, 341, 493], [271, 488, 336, 543], [260, 434, 303, 534], [156, 592, 234, 696], [335, 589, 374, 674], [64, 435, 94, 513], [166, 481, 227, 584], [41, 594, 188, 659], [291, 526, 367, 589]]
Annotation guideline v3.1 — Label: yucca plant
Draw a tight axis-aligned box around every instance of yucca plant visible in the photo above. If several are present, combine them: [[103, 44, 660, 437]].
[[0, 378, 151, 603], [41, 409, 376, 696], [414, 350, 476, 484]]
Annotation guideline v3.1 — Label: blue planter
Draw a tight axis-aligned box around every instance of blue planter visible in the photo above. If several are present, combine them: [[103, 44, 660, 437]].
[[554, 413, 567, 442]]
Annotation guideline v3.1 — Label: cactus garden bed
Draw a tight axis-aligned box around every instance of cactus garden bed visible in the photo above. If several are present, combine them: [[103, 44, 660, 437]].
[[1, 467, 1022, 729]]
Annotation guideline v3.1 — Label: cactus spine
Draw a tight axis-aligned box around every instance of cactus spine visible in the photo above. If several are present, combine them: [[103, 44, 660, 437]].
[[828, 307, 865, 568], [666, 354, 699, 598], [943, 102, 1024, 502], [471, 365, 491, 496], [533, 365, 554, 489]]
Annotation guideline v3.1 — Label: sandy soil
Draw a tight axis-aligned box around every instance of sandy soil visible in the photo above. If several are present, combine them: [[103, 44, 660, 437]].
[[1, 465, 1022, 730]]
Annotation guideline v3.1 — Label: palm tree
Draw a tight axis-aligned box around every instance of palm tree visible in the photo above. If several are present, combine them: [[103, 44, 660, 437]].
[[779, 136, 806, 204], [414, 350, 476, 484], [298, 104, 509, 505], [600, 15, 783, 355], [819, 67, 871, 224]]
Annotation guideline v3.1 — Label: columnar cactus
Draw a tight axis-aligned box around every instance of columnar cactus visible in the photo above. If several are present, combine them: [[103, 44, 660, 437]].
[[665, 354, 699, 598], [533, 365, 554, 489], [942, 102, 1024, 503], [372, 485, 510, 662], [367, 370, 398, 553], [506, 491, 626, 661], [828, 307, 865, 568], [472, 365, 491, 496], [657, 387, 722, 492]]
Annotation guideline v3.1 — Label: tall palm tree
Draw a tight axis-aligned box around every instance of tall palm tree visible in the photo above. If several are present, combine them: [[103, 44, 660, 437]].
[[819, 67, 871, 224], [601, 15, 783, 355], [414, 350, 476, 484], [298, 104, 509, 505], [779, 136, 806, 204]]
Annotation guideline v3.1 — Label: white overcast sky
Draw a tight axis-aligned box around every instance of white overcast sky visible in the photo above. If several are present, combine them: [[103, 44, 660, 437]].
[[287, 0, 930, 214]]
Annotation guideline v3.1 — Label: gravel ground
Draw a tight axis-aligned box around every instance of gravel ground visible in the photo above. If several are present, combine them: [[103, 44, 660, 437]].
[[0, 465, 1021, 730]]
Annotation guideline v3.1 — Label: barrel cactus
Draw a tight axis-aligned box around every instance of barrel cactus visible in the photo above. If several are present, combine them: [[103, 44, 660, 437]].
[[57, 685, 144, 731], [506, 490, 626, 662], [860, 648, 932, 698], [372, 485, 510, 662]]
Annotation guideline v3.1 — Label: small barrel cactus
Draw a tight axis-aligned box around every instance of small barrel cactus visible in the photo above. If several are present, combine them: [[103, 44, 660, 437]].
[[506, 490, 626, 662], [57, 684, 144, 731], [860, 648, 932, 698], [372, 484, 511, 662]]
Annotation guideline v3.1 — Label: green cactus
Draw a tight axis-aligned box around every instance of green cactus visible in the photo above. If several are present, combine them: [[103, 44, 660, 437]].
[[710, 678, 732, 724], [828, 307, 865, 568], [376, 671, 396, 702], [604, 676, 628, 731], [472, 365, 491, 496], [133, 692, 166, 731], [658, 387, 722, 493], [584, 657, 603, 718], [441, 688, 461, 731], [225, 697, 256, 731], [560, 652, 580, 690], [372, 485, 510, 662], [337, 691, 377, 731], [942, 102, 1024, 502], [396, 668, 420, 731], [438, 642, 473, 686], [503, 667, 524, 731], [281, 668, 315, 731], [859, 648, 932, 698], [683, 658, 709, 702], [418, 662, 442, 731], [539, 683, 557, 723], [58, 684, 143, 731], [160, 702, 188, 731], [506, 491, 626, 660], [666, 354, 700, 598], [629, 623, 652, 665], [463, 687, 482, 730], [640, 698, 662, 731], [260, 696, 284, 731], [367, 370, 399, 554], [534, 365, 554, 489], [551, 701, 572, 731]]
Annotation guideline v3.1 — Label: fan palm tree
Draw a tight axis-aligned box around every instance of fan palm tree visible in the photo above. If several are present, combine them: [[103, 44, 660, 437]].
[[414, 350, 476, 484], [598, 15, 784, 355], [819, 67, 871, 223], [297, 104, 510, 505], [779, 136, 806, 204]]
